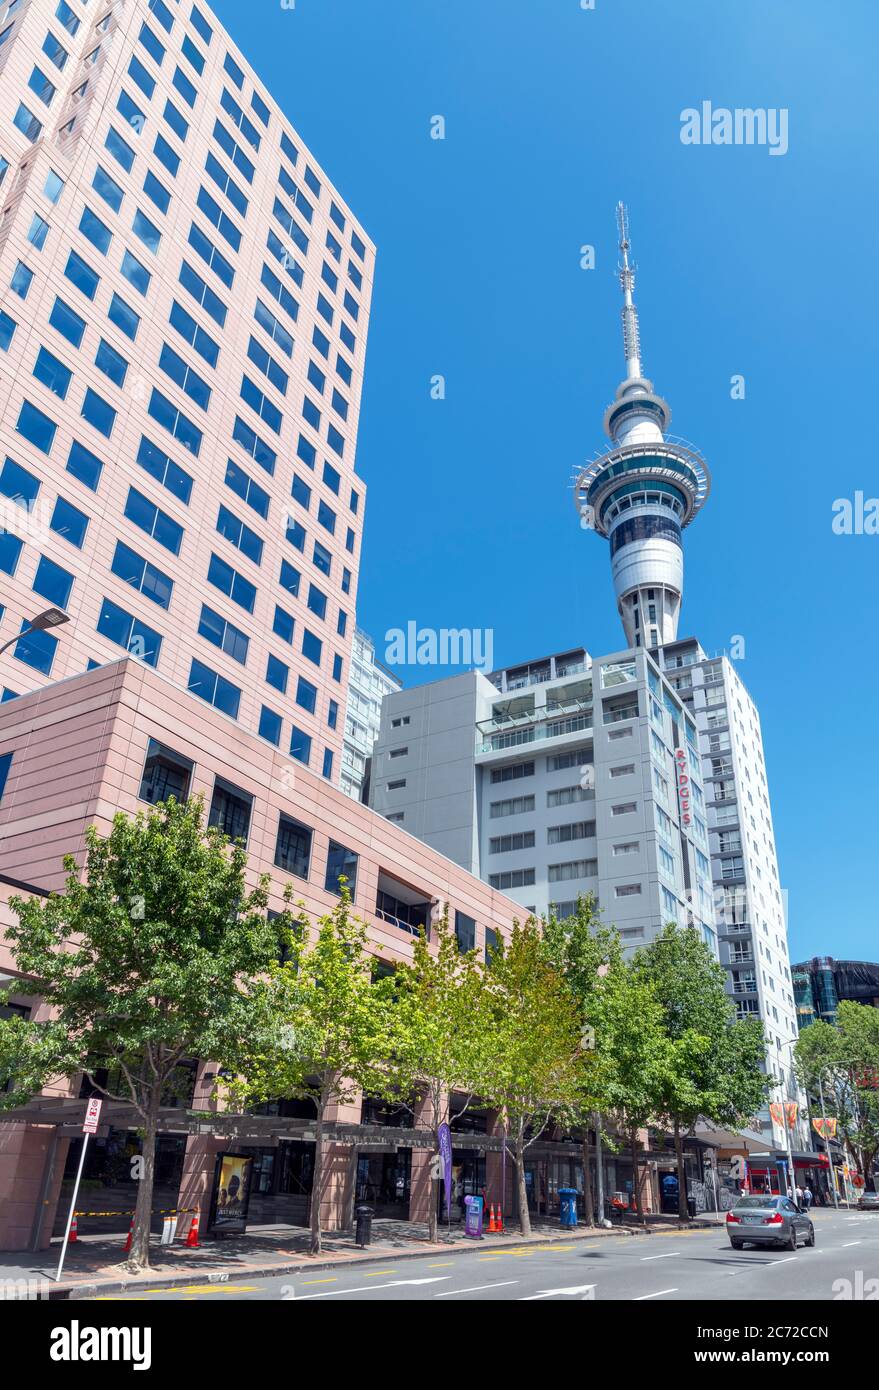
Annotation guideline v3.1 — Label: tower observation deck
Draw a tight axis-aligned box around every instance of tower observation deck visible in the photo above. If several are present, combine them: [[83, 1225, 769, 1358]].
[[574, 205, 710, 647]]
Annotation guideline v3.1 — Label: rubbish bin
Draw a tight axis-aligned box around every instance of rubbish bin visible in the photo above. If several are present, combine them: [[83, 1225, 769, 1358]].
[[559, 1188, 579, 1228], [355, 1204, 374, 1247], [687, 1196, 696, 1220]]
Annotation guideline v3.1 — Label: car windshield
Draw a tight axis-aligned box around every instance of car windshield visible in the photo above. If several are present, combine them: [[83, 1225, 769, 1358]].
[[734, 1196, 779, 1209]]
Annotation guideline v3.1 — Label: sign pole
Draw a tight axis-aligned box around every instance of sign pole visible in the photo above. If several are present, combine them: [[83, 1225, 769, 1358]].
[[55, 1097, 102, 1283]]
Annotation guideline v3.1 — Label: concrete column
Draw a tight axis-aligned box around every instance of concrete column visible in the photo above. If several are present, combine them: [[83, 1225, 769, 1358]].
[[321, 1093, 361, 1231], [0, 1123, 69, 1250]]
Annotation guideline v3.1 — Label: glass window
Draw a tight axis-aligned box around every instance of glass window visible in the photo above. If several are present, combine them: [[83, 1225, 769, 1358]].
[[207, 552, 255, 613], [163, 98, 189, 142], [198, 603, 248, 664], [273, 605, 294, 644], [266, 653, 288, 693], [187, 658, 240, 719], [79, 205, 112, 255], [97, 598, 162, 667], [172, 65, 197, 108], [190, 7, 213, 46], [49, 496, 88, 548], [275, 813, 311, 878], [223, 53, 244, 89], [144, 169, 171, 215], [42, 32, 69, 71], [225, 459, 268, 519], [0, 457, 40, 507], [307, 585, 326, 619], [127, 54, 156, 99], [43, 169, 65, 203], [105, 126, 135, 173], [33, 346, 71, 399], [153, 131, 180, 177], [296, 676, 317, 715], [147, 0, 175, 34], [325, 842, 358, 897], [108, 291, 140, 341], [32, 555, 73, 608], [302, 630, 322, 666], [289, 726, 312, 766], [181, 35, 205, 75], [159, 344, 211, 409], [148, 388, 202, 456], [10, 261, 33, 298], [81, 387, 116, 438], [13, 622, 57, 675], [56, 0, 79, 36], [455, 911, 476, 953], [132, 208, 161, 254], [124, 487, 184, 555], [312, 541, 331, 577], [138, 22, 165, 65], [121, 249, 151, 295], [208, 778, 253, 844], [111, 540, 172, 609], [259, 705, 282, 747], [136, 436, 192, 504], [179, 260, 227, 326], [50, 296, 86, 348], [93, 164, 124, 213], [27, 214, 50, 250], [64, 249, 100, 299], [66, 439, 103, 491], [279, 559, 300, 597], [95, 338, 128, 387], [16, 400, 57, 454], [187, 223, 234, 288], [13, 102, 42, 142], [117, 89, 145, 136]]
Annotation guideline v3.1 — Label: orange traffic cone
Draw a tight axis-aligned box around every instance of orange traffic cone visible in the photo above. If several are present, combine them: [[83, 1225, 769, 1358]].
[[123, 1217, 135, 1253], [69, 1215, 78, 1243], [488, 1204, 496, 1232], [496, 1205, 504, 1233], [185, 1210, 200, 1248]]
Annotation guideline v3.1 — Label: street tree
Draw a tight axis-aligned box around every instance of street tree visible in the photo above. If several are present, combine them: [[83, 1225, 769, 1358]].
[[542, 895, 626, 1225], [389, 911, 493, 1242], [480, 919, 586, 1237], [795, 1002, 879, 1190], [232, 888, 398, 1255], [0, 798, 278, 1273], [632, 924, 768, 1221]]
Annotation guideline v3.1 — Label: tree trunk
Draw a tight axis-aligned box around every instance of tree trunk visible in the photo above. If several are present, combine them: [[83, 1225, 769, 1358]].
[[630, 1130, 645, 1226], [124, 1087, 159, 1273], [515, 1142, 531, 1238], [673, 1118, 689, 1222], [581, 1135, 595, 1227], [428, 1131, 439, 1244], [310, 1096, 326, 1256]]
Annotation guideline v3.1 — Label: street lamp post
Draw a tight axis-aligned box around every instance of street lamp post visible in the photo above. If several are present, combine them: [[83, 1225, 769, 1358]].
[[817, 1070, 840, 1210], [0, 607, 70, 658]]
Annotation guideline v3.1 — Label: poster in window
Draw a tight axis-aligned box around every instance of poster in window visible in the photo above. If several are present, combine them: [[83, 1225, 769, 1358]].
[[208, 1152, 254, 1234]]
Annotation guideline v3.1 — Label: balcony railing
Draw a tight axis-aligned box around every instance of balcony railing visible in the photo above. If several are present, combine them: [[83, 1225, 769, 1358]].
[[477, 699, 593, 753]]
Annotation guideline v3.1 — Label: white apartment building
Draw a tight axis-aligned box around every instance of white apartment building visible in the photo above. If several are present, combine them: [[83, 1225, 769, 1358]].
[[341, 626, 401, 801], [370, 644, 718, 953]]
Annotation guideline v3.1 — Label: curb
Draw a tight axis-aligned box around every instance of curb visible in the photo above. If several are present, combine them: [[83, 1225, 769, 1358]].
[[37, 1225, 644, 1301]]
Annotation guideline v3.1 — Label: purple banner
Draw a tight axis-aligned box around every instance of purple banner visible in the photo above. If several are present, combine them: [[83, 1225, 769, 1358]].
[[438, 1122, 453, 1219]]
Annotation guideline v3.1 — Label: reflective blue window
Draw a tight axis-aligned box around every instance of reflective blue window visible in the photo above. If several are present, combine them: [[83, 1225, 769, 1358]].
[[121, 249, 151, 295], [132, 208, 161, 254], [95, 338, 128, 387], [33, 555, 73, 608], [289, 726, 312, 766], [10, 262, 32, 298], [153, 133, 180, 177], [259, 705, 282, 747], [33, 346, 71, 399], [105, 127, 135, 173], [273, 605, 294, 645], [188, 658, 240, 719], [198, 604, 248, 664], [97, 597, 162, 667], [266, 654, 288, 694], [111, 540, 173, 609], [163, 98, 189, 142], [206, 553, 255, 613], [0, 458, 40, 507], [81, 387, 116, 438], [16, 399, 57, 454], [64, 249, 100, 299], [136, 435, 193, 504], [124, 487, 184, 555], [108, 292, 140, 341], [144, 170, 171, 215], [66, 439, 103, 491], [50, 496, 89, 548], [13, 622, 57, 675], [296, 676, 317, 715], [302, 630, 322, 667], [92, 164, 124, 213]]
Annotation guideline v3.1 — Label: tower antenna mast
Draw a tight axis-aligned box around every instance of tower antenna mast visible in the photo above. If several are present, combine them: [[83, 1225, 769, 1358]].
[[617, 201, 642, 380]]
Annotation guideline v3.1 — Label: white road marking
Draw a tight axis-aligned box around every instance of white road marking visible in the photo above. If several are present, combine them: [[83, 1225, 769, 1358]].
[[633, 1287, 678, 1300], [842, 1241, 862, 1247], [769, 1256, 797, 1265], [640, 1252, 680, 1261], [434, 1280, 519, 1298], [520, 1284, 596, 1300], [287, 1276, 450, 1300]]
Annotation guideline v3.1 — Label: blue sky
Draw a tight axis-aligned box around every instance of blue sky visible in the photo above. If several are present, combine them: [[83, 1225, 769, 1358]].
[[210, 0, 877, 964]]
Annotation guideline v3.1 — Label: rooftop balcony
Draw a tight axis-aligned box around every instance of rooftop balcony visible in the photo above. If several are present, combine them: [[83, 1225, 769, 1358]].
[[476, 698, 594, 754]]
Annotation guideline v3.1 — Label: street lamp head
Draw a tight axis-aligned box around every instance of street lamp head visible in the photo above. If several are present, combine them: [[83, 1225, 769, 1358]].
[[29, 607, 69, 632]]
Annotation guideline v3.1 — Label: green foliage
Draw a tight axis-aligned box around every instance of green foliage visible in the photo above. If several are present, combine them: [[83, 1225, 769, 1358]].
[[795, 1001, 879, 1184]]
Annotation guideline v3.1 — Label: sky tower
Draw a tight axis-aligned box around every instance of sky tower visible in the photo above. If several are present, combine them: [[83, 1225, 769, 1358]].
[[575, 205, 711, 648]]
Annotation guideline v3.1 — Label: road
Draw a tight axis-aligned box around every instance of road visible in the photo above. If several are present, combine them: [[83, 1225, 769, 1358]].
[[92, 1208, 879, 1301]]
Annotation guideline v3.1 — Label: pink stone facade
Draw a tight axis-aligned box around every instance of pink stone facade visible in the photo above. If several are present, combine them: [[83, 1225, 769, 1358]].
[[0, 0, 370, 780], [0, 659, 527, 1246]]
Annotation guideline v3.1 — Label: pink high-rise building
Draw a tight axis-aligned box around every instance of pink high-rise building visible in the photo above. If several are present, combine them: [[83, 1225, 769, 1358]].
[[0, 0, 370, 781]]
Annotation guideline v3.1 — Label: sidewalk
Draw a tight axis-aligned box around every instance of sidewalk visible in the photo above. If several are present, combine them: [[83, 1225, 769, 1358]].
[[0, 1211, 724, 1300]]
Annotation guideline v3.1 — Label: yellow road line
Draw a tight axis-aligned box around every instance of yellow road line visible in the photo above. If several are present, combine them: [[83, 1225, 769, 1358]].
[[362, 1269, 397, 1277], [302, 1277, 337, 1285], [428, 1261, 454, 1267], [173, 1283, 259, 1294]]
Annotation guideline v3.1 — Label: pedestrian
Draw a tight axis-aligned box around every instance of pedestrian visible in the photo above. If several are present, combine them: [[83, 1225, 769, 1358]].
[[795, 1183, 804, 1207], [803, 1185, 813, 1210]]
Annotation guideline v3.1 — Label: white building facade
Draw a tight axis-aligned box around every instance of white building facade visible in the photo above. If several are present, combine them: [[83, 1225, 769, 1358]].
[[341, 627, 401, 801]]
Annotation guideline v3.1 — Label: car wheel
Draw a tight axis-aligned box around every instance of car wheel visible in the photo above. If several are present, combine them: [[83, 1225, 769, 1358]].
[[787, 1227, 798, 1251], [730, 1240, 743, 1250], [806, 1227, 815, 1247]]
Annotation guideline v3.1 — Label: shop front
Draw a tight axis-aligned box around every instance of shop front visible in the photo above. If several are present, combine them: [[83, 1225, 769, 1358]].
[[355, 1146, 412, 1219]]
